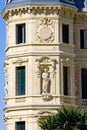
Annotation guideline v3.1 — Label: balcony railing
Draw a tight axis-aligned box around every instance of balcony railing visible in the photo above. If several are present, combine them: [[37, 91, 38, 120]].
[[79, 99, 87, 107]]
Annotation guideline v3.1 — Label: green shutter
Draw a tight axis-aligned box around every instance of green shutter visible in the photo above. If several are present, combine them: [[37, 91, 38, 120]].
[[16, 122, 25, 130], [16, 66, 25, 95], [16, 24, 26, 44]]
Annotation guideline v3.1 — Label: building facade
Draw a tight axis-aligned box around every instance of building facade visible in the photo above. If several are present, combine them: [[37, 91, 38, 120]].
[[2, 0, 87, 130]]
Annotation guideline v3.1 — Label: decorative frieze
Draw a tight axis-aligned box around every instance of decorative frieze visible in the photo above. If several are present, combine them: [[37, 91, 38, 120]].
[[74, 62, 80, 97], [13, 58, 28, 65], [2, 5, 76, 21], [4, 60, 9, 97]]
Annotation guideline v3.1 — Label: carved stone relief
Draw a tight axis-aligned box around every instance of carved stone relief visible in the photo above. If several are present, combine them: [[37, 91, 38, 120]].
[[35, 57, 56, 101], [60, 57, 72, 66], [4, 60, 9, 97], [74, 63, 80, 96], [36, 18, 55, 43], [13, 57, 28, 65]]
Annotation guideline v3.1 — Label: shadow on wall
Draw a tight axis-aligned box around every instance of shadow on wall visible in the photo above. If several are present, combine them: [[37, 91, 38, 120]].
[[75, 0, 85, 10]]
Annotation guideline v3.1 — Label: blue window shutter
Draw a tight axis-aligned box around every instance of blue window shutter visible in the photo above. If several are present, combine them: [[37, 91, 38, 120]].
[[16, 66, 25, 96]]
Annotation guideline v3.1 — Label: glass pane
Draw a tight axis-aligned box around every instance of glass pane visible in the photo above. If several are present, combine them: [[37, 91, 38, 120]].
[[80, 30, 87, 49], [83, 30, 87, 48], [22, 24, 26, 43]]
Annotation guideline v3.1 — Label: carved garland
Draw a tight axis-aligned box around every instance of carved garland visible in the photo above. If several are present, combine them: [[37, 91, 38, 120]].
[[36, 17, 55, 43]]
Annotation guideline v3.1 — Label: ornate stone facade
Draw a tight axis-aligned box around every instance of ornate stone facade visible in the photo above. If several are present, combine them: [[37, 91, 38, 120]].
[[2, 1, 87, 130]]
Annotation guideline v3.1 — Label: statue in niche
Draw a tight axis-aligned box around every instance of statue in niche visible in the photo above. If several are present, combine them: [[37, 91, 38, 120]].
[[42, 69, 50, 93]]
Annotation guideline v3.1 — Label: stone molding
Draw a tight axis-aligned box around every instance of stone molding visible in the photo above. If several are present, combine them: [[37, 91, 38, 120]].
[[12, 57, 28, 65], [2, 5, 77, 20]]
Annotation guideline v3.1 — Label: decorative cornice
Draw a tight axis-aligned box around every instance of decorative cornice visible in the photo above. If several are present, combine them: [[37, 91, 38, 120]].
[[2, 5, 77, 20], [74, 12, 87, 22]]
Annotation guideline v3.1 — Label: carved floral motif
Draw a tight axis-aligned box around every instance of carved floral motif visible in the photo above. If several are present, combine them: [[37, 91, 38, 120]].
[[36, 18, 55, 43]]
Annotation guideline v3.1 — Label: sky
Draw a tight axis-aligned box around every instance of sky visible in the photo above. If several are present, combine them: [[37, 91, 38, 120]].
[[0, 0, 6, 130]]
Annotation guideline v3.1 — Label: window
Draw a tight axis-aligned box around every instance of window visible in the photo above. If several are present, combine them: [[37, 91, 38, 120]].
[[63, 66, 70, 95], [16, 66, 25, 96], [62, 24, 69, 44], [16, 122, 25, 130], [16, 23, 26, 44], [80, 30, 87, 49], [81, 68, 87, 99]]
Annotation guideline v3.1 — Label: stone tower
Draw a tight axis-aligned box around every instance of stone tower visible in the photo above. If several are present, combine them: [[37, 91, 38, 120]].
[[2, 0, 87, 130]]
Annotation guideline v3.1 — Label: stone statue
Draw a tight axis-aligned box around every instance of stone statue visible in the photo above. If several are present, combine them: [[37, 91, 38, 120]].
[[42, 69, 50, 93]]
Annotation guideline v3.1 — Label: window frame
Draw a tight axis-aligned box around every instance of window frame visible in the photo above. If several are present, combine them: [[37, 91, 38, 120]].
[[62, 24, 69, 44], [63, 66, 70, 96], [80, 30, 87, 49], [81, 68, 87, 99], [15, 121, 25, 130], [16, 66, 26, 96], [16, 23, 26, 44]]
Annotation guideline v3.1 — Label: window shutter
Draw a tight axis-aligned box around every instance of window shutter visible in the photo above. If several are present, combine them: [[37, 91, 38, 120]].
[[16, 25, 19, 44], [80, 30, 84, 48], [16, 66, 25, 95], [22, 24, 26, 43], [63, 67, 68, 95], [16, 24, 26, 44], [62, 24, 69, 44], [81, 69, 87, 99], [16, 122, 25, 130]]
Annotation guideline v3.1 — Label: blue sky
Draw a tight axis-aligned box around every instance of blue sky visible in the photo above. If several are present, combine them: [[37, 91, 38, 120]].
[[0, 0, 6, 130]]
